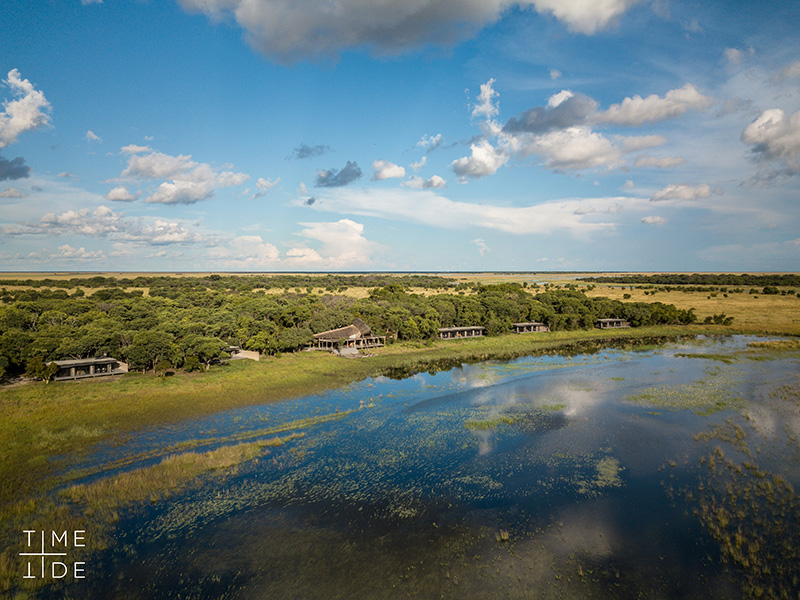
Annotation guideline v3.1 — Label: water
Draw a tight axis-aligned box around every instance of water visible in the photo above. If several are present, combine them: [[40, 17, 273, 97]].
[[60, 336, 800, 599]]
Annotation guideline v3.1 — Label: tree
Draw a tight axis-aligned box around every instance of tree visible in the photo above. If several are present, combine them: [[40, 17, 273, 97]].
[[124, 330, 178, 372]]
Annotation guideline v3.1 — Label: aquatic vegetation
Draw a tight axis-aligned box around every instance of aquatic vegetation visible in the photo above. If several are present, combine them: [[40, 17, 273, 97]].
[[672, 421, 800, 597], [625, 368, 746, 415], [675, 352, 737, 363]]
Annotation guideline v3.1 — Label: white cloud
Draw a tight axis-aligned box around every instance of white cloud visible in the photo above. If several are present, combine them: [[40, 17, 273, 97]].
[[4, 204, 212, 246], [51, 244, 105, 259], [286, 219, 379, 268], [146, 180, 215, 205], [724, 48, 743, 66], [302, 186, 646, 236], [208, 235, 280, 268], [530, 0, 638, 34], [0, 187, 25, 198], [403, 174, 447, 189], [651, 183, 712, 202], [779, 61, 800, 81], [58, 172, 77, 179], [452, 139, 509, 180], [641, 216, 667, 225], [510, 126, 622, 171], [417, 134, 443, 152], [622, 179, 634, 189], [372, 159, 406, 181], [410, 156, 427, 171], [741, 108, 800, 174], [472, 238, 490, 255], [178, 0, 636, 63], [620, 134, 666, 151], [634, 155, 686, 168], [85, 130, 102, 143], [119, 149, 249, 204], [121, 144, 152, 154], [252, 176, 280, 197], [122, 151, 196, 180], [549, 68, 562, 80], [472, 78, 499, 120], [81, 0, 103, 4], [595, 83, 713, 126], [105, 185, 137, 202], [0, 69, 52, 148]]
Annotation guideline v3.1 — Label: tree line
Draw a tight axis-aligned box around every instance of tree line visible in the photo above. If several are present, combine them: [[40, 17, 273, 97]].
[[579, 273, 800, 287], [0, 277, 697, 381]]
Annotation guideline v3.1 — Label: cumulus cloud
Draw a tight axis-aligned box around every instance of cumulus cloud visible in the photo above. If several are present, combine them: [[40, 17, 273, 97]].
[[417, 134, 444, 152], [0, 69, 52, 149], [121, 144, 152, 154], [620, 135, 666, 151], [472, 78, 500, 120], [372, 160, 405, 181], [510, 126, 622, 171], [549, 68, 562, 80], [651, 183, 712, 201], [741, 108, 800, 175], [641, 215, 667, 225], [51, 244, 104, 259], [286, 219, 378, 268], [634, 155, 686, 168], [252, 177, 280, 197], [146, 180, 215, 205], [403, 174, 447, 189], [0, 187, 25, 198], [289, 143, 331, 159], [472, 238, 490, 255], [316, 160, 363, 187], [530, 0, 638, 34], [86, 130, 102, 143], [4, 204, 212, 246], [452, 139, 509, 180], [504, 90, 597, 134], [105, 185, 137, 202], [209, 235, 280, 268], [0, 155, 30, 180], [724, 48, 743, 66], [410, 156, 427, 171], [595, 83, 713, 126], [122, 151, 196, 180], [178, 0, 638, 63], [118, 148, 249, 204]]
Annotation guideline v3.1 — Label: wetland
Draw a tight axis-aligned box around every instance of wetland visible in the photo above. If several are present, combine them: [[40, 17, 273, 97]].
[[19, 334, 800, 599]]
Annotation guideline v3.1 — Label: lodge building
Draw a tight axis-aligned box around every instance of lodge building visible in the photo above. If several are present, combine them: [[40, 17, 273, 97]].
[[595, 318, 631, 329], [437, 326, 486, 340], [512, 322, 549, 333], [47, 357, 128, 381], [312, 318, 386, 352]]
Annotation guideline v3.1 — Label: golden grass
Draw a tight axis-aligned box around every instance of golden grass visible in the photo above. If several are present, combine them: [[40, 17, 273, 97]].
[[582, 285, 800, 335]]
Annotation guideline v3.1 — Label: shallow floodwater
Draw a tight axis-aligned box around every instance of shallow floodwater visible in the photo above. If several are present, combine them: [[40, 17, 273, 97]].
[[64, 336, 800, 599]]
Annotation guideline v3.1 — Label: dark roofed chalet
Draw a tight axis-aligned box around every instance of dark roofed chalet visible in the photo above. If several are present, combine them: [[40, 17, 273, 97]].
[[313, 318, 385, 352]]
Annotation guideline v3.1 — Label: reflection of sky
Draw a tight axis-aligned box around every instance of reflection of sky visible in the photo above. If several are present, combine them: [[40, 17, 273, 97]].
[[64, 336, 799, 487]]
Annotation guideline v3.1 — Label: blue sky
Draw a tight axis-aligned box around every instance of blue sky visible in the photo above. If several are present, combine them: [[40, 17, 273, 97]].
[[1, 0, 798, 272]]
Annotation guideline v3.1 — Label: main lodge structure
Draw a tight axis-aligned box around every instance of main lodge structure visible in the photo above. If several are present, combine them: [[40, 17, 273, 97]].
[[312, 318, 386, 352], [47, 357, 128, 381]]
